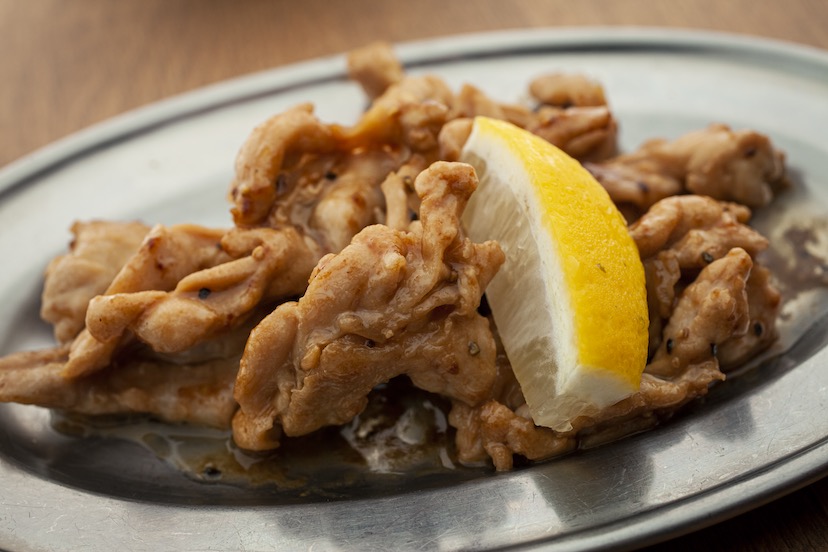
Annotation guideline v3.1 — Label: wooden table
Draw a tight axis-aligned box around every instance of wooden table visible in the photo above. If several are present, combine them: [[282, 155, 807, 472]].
[[1, 1, 827, 550]]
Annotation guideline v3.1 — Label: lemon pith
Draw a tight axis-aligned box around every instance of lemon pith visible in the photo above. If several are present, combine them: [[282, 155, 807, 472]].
[[460, 116, 648, 432]]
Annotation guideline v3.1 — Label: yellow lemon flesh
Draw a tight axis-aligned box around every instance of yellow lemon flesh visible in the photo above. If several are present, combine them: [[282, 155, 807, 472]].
[[460, 117, 648, 432]]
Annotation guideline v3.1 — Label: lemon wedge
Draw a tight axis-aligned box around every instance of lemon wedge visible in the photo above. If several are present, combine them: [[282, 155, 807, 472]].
[[460, 117, 648, 432]]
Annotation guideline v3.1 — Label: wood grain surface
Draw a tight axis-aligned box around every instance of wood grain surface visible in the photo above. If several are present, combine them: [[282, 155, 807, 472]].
[[2, 1, 827, 550]]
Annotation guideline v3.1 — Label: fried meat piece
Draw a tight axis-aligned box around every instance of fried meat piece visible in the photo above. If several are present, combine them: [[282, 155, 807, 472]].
[[528, 73, 608, 108], [342, 75, 455, 154], [379, 155, 428, 230], [646, 248, 753, 378], [630, 195, 766, 351], [229, 103, 339, 228], [232, 162, 504, 451], [229, 101, 425, 233], [524, 106, 618, 161], [453, 84, 525, 123], [452, 84, 618, 162], [245, 141, 400, 251], [437, 118, 473, 162], [587, 124, 787, 215], [81, 227, 320, 355], [346, 45, 619, 163], [346, 41, 405, 100], [586, 162, 683, 216], [681, 125, 787, 206], [450, 399, 575, 471], [643, 250, 682, 357], [102, 223, 230, 294], [0, 345, 240, 429], [41, 220, 150, 344], [629, 195, 768, 264], [717, 264, 781, 369], [61, 224, 233, 378], [304, 148, 401, 252], [633, 195, 781, 376], [0, 305, 265, 427]]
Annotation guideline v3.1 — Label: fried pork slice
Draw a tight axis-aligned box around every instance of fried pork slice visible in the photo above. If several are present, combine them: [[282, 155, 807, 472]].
[[346, 41, 404, 100], [528, 73, 608, 108], [61, 224, 232, 378], [448, 348, 576, 471], [646, 248, 752, 378], [717, 264, 781, 370], [64, 226, 321, 379], [228, 102, 425, 232], [450, 400, 576, 471], [0, 305, 265, 427], [341, 74, 455, 154], [629, 195, 768, 265], [344, 42, 619, 163], [41, 220, 150, 344], [85, 228, 319, 349], [586, 124, 787, 215], [229, 103, 339, 227], [452, 84, 618, 162], [631, 195, 772, 356], [232, 162, 504, 451], [379, 155, 428, 230], [0, 345, 239, 429], [642, 250, 682, 357], [302, 148, 403, 252], [633, 197, 780, 375], [103, 223, 231, 294], [525, 106, 618, 161], [437, 118, 474, 162], [344, 43, 619, 164], [453, 84, 522, 122]]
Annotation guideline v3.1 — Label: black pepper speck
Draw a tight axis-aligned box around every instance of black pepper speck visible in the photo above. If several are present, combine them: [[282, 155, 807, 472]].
[[468, 341, 480, 356], [275, 173, 288, 194], [202, 465, 222, 479]]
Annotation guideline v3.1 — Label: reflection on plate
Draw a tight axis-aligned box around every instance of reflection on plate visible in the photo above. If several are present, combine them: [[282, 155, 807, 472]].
[[1, 28, 828, 551]]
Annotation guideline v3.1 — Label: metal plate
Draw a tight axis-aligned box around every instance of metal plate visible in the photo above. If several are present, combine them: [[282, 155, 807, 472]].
[[1, 28, 828, 551]]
